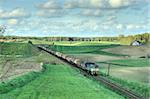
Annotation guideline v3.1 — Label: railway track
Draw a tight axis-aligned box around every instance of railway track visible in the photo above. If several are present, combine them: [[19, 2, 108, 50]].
[[94, 76, 144, 99], [36, 45, 145, 99]]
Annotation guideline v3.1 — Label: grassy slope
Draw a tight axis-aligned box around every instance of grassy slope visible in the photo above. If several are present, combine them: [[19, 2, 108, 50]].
[[0, 64, 124, 99], [0, 42, 38, 57], [0, 42, 40, 77]]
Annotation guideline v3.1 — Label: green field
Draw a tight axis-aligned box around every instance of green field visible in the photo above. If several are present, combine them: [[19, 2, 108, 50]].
[[0, 42, 149, 99], [45, 44, 149, 98], [48, 45, 127, 57], [108, 59, 150, 67], [0, 65, 124, 99], [0, 42, 124, 99], [0, 42, 38, 57]]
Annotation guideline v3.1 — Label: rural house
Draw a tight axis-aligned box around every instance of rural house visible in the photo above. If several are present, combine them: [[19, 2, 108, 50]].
[[130, 40, 142, 46]]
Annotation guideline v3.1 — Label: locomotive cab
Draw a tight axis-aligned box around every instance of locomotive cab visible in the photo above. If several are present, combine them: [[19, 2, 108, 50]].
[[85, 62, 99, 75]]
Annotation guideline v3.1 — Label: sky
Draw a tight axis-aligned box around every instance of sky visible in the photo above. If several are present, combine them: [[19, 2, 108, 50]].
[[0, 0, 149, 37]]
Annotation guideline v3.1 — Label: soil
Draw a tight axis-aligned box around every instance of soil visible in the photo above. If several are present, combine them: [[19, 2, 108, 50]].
[[0, 60, 42, 81], [103, 44, 150, 58], [69, 54, 126, 62], [101, 64, 150, 84]]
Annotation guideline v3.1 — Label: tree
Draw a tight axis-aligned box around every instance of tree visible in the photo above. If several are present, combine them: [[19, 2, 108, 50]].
[[0, 25, 6, 36]]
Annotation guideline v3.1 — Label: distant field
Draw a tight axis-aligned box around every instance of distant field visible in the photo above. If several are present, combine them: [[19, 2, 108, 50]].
[[48, 45, 127, 57], [109, 59, 150, 67], [0, 64, 124, 99], [22, 40, 120, 46], [103, 44, 150, 58]]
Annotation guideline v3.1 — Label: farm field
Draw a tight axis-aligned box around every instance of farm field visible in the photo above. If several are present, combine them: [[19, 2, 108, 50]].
[[22, 40, 120, 45], [1, 0, 149, 98], [103, 44, 150, 58], [0, 42, 63, 81], [0, 42, 124, 99], [108, 58, 150, 67], [46, 43, 150, 98]]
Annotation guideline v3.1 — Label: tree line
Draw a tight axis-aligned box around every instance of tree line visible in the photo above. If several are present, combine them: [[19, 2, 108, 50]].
[[0, 33, 149, 44]]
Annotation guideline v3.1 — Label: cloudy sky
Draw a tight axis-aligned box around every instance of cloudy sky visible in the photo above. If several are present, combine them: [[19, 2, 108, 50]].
[[0, 0, 149, 37]]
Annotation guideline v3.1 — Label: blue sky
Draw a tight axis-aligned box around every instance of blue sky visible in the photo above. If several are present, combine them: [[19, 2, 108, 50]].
[[0, 0, 149, 37]]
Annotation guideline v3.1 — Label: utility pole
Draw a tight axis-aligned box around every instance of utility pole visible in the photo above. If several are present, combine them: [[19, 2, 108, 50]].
[[107, 63, 111, 76]]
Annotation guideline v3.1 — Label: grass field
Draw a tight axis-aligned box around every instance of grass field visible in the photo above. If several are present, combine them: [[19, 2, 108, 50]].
[[0, 42, 149, 98], [0, 42, 38, 57], [0, 65, 124, 99], [109, 59, 150, 67], [0, 42, 124, 99], [48, 45, 127, 57], [45, 43, 150, 98]]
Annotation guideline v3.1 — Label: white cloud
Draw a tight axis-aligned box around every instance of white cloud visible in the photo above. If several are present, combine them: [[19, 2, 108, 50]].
[[127, 24, 135, 29], [64, 0, 106, 9], [63, 0, 133, 9], [90, 0, 105, 8], [7, 28, 15, 33], [107, 15, 117, 21], [36, 0, 140, 17], [126, 24, 144, 29], [0, 8, 29, 19], [81, 9, 102, 16], [38, 0, 62, 9], [36, 9, 66, 17], [108, 0, 131, 8], [116, 24, 123, 29], [64, 0, 77, 9], [7, 19, 18, 25]]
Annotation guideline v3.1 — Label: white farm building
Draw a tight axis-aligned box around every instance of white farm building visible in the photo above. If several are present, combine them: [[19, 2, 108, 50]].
[[130, 40, 142, 46]]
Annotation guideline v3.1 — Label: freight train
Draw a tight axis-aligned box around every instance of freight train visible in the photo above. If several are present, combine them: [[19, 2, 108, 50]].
[[37, 45, 99, 75]]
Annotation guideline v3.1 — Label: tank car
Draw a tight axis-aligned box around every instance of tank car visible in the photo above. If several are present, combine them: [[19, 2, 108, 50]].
[[65, 56, 73, 62], [55, 52, 62, 57], [73, 59, 81, 66]]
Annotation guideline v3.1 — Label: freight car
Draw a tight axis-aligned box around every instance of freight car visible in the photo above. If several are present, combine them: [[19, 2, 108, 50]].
[[37, 45, 99, 75]]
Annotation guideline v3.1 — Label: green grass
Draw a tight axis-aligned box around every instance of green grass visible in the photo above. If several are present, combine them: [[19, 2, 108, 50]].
[[98, 63, 150, 98], [48, 45, 127, 57], [0, 71, 41, 94], [0, 64, 124, 99], [0, 42, 38, 57], [109, 59, 150, 67], [107, 75, 149, 98]]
